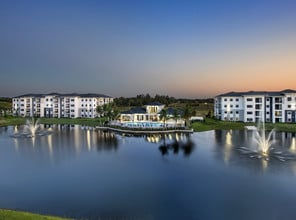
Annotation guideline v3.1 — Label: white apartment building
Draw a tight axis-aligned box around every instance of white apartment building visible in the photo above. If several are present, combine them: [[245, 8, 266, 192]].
[[12, 93, 114, 118], [214, 89, 296, 123]]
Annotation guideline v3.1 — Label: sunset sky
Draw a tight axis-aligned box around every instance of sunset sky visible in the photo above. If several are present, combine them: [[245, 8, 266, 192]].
[[1, 0, 296, 98]]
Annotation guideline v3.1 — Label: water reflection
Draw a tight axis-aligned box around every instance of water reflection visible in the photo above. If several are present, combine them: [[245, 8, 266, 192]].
[[5, 125, 119, 163], [224, 130, 233, 165], [158, 134, 195, 157]]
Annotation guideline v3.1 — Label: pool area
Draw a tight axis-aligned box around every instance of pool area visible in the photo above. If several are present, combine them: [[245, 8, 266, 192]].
[[122, 121, 164, 128], [116, 120, 185, 129]]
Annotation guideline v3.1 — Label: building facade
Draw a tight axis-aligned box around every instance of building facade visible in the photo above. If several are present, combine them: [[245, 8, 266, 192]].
[[119, 102, 185, 128], [12, 93, 113, 118], [214, 89, 296, 123]]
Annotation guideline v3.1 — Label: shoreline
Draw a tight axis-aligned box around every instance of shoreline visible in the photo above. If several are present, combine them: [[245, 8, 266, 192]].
[[96, 126, 194, 134]]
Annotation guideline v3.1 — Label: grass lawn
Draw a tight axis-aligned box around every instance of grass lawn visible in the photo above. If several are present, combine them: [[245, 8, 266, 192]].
[[0, 209, 71, 220], [0, 116, 107, 127], [191, 118, 296, 132]]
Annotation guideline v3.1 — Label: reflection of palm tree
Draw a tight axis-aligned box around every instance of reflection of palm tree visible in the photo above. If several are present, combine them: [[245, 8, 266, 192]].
[[171, 140, 179, 154], [159, 145, 169, 155], [158, 136, 195, 157], [159, 134, 169, 155], [182, 138, 195, 157]]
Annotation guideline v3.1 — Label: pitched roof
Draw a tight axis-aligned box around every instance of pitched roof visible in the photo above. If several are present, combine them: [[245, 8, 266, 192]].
[[216, 89, 296, 97], [166, 107, 183, 116], [145, 102, 164, 106], [13, 93, 111, 98], [121, 107, 146, 114]]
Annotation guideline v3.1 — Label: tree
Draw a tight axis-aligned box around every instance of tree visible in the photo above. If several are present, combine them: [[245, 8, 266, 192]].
[[172, 109, 180, 128], [183, 104, 195, 128], [159, 109, 168, 129]]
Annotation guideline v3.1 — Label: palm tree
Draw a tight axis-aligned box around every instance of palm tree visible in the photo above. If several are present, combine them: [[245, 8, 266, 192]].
[[172, 109, 180, 128], [96, 105, 104, 117], [159, 109, 168, 129], [183, 104, 195, 128]]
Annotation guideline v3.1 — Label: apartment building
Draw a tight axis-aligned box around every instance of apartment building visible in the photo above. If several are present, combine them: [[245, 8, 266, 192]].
[[214, 89, 296, 123], [12, 93, 114, 118]]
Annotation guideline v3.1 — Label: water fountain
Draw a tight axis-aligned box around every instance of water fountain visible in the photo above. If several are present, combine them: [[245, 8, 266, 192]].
[[24, 118, 40, 137], [238, 118, 295, 162], [12, 118, 52, 138]]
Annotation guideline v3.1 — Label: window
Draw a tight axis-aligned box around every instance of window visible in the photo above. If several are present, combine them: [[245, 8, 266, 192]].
[[275, 104, 282, 110], [266, 105, 270, 108], [255, 98, 262, 103], [287, 97, 292, 101], [236, 105, 239, 108], [236, 111, 239, 114], [247, 112, 253, 115], [224, 98, 227, 101], [247, 105, 253, 108], [266, 98, 270, 101], [230, 98, 233, 101], [247, 118, 253, 122], [288, 105, 291, 108], [236, 98, 239, 102]]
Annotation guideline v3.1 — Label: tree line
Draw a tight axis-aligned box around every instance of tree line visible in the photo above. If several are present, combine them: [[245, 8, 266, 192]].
[[114, 94, 213, 107], [0, 98, 12, 117]]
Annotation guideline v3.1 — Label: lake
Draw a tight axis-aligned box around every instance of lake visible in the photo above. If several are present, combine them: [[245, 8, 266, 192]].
[[1, 125, 296, 220]]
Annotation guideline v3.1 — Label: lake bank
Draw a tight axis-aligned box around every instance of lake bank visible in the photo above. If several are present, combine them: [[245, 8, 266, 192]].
[[1, 117, 296, 133], [0, 209, 71, 220]]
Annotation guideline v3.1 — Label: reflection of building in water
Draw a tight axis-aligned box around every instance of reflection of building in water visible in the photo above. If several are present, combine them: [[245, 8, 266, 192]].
[[145, 133, 188, 144], [291, 137, 296, 151], [9, 125, 119, 164], [224, 130, 233, 164], [146, 135, 161, 143], [96, 130, 118, 152]]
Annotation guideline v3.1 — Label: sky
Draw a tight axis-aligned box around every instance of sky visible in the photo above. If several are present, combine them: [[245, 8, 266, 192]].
[[1, 0, 296, 98]]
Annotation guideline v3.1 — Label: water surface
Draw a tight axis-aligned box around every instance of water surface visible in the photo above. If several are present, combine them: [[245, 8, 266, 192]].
[[1, 125, 296, 220]]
